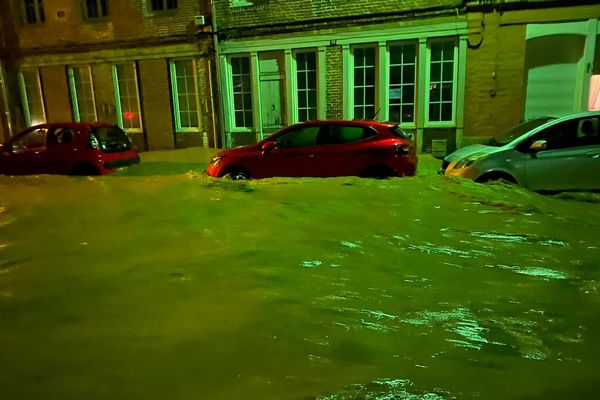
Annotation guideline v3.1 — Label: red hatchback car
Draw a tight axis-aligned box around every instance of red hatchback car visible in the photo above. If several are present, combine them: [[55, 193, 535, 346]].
[[0, 122, 140, 176], [206, 120, 418, 179]]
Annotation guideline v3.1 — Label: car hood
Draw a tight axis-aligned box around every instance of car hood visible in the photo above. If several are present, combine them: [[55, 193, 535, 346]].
[[444, 144, 501, 162]]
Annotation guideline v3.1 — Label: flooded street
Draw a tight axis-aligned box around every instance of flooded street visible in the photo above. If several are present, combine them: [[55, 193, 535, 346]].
[[1, 149, 599, 399]]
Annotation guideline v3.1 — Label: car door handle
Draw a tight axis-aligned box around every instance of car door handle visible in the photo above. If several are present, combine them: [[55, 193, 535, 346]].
[[586, 152, 600, 159]]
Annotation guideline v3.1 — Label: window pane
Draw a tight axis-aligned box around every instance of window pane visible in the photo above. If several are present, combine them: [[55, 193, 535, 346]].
[[390, 66, 401, 85], [172, 59, 199, 129], [115, 63, 142, 130], [442, 62, 453, 81], [441, 83, 453, 101], [441, 103, 452, 121], [431, 43, 442, 62], [37, 0, 45, 22], [430, 62, 441, 82], [297, 72, 306, 89], [430, 103, 440, 121], [229, 57, 253, 128], [402, 85, 414, 104], [402, 104, 414, 123], [21, 69, 45, 125]]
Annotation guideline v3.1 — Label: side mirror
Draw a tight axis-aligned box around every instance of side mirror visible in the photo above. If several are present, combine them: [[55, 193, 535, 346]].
[[261, 140, 277, 155], [529, 140, 547, 153]]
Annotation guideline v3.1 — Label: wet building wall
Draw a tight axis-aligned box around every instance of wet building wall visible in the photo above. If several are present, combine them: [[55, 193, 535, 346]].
[[0, 0, 220, 150], [463, 2, 600, 146]]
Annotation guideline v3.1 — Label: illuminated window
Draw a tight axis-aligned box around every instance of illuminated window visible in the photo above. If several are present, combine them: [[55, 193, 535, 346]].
[[18, 69, 46, 126], [170, 59, 200, 130], [151, 0, 177, 11], [112, 63, 142, 131], [230, 56, 253, 129], [68, 66, 97, 122], [296, 51, 317, 122], [389, 43, 416, 124], [427, 40, 456, 123], [353, 46, 377, 120], [23, 0, 45, 24], [84, 0, 108, 19]]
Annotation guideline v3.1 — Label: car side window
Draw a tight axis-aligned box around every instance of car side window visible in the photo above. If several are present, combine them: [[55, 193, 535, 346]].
[[48, 128, 76, 146], [276, 126, 320, 149], [317, 125, 375, 145], [576, 117, 600, 147], [522, 119, 579, 151], [12, 128, 47, 152]]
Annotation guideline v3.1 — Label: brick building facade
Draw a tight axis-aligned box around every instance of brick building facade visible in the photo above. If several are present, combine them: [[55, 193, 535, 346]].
[[0, 0, 220, 149], [214, 0, 600, 152]]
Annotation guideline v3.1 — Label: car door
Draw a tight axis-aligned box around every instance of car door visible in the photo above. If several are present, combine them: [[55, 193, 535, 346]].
[[313, 123, 378, 176], [43, 127, 80, 174], [257, 124, 322, 177], [522, 116, 600, 191], [1, 127, 49, 175]]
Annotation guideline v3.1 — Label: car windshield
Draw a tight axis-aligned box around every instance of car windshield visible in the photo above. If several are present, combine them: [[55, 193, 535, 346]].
[[90, 126, 132, 153], [489, 117, 554, 146]]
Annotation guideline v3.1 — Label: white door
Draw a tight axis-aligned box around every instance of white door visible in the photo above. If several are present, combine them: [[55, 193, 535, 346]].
[[524, 34, 586, 120]]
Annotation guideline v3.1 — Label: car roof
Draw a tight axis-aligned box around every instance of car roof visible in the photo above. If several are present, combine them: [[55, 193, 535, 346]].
[[298, 119, 398, 129], [29, 121, 116, 130]]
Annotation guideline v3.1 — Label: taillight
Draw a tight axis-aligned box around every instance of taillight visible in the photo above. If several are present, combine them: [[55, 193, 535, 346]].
[[393, 144, 410, 156]]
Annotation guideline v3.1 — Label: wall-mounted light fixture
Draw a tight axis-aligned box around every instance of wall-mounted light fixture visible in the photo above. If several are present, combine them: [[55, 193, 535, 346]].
[[329, 39, 337, 47]]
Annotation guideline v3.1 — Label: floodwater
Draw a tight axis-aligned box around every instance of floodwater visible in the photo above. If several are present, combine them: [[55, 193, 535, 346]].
[[1, 149, 599, 399]]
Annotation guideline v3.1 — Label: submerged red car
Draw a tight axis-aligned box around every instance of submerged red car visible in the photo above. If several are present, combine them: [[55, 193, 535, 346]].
[[0, 122, 140, 176], [206, 120, 418, 179]]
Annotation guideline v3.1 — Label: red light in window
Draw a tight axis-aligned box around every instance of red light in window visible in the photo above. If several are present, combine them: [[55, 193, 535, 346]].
[[123, 112, 135, 120]]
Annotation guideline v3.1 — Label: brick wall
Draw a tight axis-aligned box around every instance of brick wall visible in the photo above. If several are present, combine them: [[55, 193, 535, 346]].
[[216, 0, 462, 31], [40, 66, 72, 122], [138, 59, 175, 150], [464, 11, 527, 144], [12, 0, 211, 52], [325, 45, 343, 119]]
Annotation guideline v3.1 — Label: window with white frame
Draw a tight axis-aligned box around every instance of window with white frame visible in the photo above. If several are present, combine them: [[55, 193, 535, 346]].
[[170, 59, 200, 130], [295, 51, 317, 122], [230, 56, 253, 129], [151, 0, 177, 11], [84, 0, 108, 19], [18, 69, 46, 126], [23, 0, 45, 24], [389, 43, 416, 124], [427, 40, 456, 123], [68, 65, 97, 122], [353, 46, 377, 120], [112, 63, 142, 131]]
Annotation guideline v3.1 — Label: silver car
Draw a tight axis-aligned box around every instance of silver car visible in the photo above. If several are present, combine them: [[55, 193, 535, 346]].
[[442, 111, 600, 191]]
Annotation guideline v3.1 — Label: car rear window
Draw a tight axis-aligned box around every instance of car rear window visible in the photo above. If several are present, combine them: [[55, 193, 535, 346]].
[[90, 126, 132, 153], [390, 126, 412, 140]]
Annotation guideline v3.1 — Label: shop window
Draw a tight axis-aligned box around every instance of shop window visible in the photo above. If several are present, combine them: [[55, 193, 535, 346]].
[[112, 63, 142, 131], [151, 0, 177, 11], [23, 0, 45, 24], [230, 56, 254, 129], [68, 65, 97, 122], [84, 0, 108, 19], [427, 40, 457, 123], [353, 46, 377, 120], [170, 59, 200, 130], [18, 69, 46, 126], [389, 43, 416, 124], [296, 51, 317, 122]]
